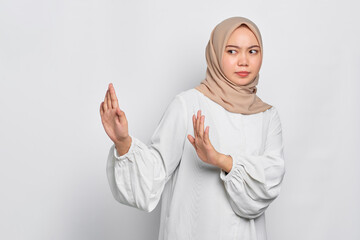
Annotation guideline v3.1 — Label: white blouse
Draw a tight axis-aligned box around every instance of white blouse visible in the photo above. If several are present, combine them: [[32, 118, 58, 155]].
[[106, 88, 285, 240]]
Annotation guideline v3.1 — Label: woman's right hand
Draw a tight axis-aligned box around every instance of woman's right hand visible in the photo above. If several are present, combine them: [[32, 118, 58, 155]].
[[100, 83, 130, 146]]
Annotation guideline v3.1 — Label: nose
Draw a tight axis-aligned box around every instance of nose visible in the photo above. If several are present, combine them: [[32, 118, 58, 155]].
[[237, 52, 248, 66]]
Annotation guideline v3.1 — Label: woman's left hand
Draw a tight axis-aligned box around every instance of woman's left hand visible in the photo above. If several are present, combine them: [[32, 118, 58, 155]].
[[187, 110, 221, 167]]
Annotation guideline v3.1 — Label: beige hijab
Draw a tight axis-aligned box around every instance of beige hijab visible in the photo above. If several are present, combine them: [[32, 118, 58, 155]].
[[195, 17, 272, 115]]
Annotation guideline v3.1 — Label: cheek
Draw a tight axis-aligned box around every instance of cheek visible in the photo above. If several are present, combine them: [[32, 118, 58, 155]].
[[250, 57, 262, 71], [222, 56, 235, 74]]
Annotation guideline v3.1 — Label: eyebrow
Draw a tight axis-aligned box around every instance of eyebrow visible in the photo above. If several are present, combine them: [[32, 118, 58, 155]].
[[225, 45, 260, 49]]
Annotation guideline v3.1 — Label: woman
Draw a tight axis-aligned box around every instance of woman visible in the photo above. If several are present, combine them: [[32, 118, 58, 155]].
[[100, 16, 285, 240]]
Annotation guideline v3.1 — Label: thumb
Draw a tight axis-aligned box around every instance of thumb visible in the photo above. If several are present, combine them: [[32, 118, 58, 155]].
[[116, 107, 122, 116], [187, 135, 194, 145], [116, 108, 127, 124]]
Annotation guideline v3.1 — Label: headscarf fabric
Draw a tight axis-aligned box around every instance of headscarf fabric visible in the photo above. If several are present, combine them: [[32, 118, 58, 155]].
[[195, 17, 272, 115]]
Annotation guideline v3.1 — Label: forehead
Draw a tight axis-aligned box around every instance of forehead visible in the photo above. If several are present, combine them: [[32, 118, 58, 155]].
[[227, 25, 259, 45]]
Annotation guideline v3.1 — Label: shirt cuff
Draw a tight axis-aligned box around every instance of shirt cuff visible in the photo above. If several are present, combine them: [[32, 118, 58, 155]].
[[219, 154, 239, 182], [113, 135, 136, 160]]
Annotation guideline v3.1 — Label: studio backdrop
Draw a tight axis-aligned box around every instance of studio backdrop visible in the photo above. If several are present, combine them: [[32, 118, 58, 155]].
[[0, 0, 359, 239]]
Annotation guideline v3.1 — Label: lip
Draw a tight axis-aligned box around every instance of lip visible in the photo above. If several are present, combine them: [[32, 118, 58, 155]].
[[235, 71, 250, 77]]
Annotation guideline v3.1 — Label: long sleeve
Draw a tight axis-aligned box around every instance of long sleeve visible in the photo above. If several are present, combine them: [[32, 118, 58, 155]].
[[106, 95, 188, 212], [219, 107, 286, 219]]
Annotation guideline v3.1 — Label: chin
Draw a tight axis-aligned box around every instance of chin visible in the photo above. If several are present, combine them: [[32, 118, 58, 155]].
[[227, 74, 254, 86], [235, 75, 256, 86], [232, 78, 252, 86]]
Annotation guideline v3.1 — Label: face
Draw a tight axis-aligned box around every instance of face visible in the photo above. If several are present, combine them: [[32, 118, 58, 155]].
[[221, 25, 262, 86]]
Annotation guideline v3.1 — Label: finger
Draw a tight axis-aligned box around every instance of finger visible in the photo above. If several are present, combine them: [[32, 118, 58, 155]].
[[204, 126, 210, 144], [187, 134, 193, 144], [116, 107, 122, 116], [100, 102, 104, 116], [103, 90, 108, 111], [109, 83, 119, 109], [114, 107, 121, 123], [192, 114, 196, 137], [107, 89, 112, 109], [118, 108, 127, 125], [199, 115, 204, 139], [196, 110, 201, 137], [187, 134, 196, 148]]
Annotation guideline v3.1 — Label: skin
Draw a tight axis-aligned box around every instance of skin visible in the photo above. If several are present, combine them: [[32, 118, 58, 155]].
[[100, 25, 263, 173], [100, 83, 132, 156], [221, 25, 262, 86], [187, 110, 233, 173]]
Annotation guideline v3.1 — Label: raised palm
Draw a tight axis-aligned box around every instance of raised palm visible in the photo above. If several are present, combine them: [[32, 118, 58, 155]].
[[187, 110, 220, 167], [100, 83, 129, 145]]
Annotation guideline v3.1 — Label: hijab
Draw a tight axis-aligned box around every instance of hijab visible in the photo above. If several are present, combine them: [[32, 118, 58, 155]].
[[195, 17, 272, 115]]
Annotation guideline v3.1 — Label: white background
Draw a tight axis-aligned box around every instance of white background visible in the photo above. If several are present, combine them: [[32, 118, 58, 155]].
[[1, 0, 359, 239]]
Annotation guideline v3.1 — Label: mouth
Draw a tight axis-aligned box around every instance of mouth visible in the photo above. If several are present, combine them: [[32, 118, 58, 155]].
[[235, 71, 250, 77]]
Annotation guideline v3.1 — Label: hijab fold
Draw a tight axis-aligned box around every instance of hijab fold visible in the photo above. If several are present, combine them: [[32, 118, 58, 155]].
[[195, 17, 272, 115]]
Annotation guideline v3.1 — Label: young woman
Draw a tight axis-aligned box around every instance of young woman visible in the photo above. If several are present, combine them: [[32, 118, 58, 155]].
[[100, 16, 285, 240]]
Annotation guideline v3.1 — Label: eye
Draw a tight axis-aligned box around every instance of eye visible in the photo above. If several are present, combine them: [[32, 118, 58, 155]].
[[249, 49, 258, 54], [227, 49, 237, 54]]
